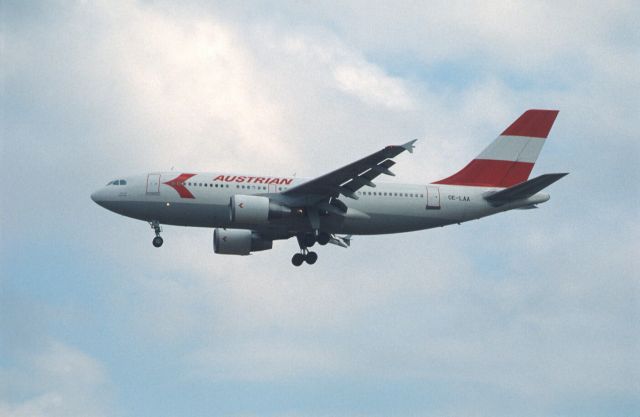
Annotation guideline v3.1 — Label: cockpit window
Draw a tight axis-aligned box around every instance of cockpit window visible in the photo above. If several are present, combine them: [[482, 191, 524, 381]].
[[106, 179, 126, 186], [118, 180, 127, 185]]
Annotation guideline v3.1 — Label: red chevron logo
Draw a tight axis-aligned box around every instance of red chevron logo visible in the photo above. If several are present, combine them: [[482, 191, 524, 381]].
[[163, 173, 196, 199]]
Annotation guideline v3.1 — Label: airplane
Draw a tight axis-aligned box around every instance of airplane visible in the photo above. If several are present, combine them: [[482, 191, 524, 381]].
[[91, 109, 567, 266]]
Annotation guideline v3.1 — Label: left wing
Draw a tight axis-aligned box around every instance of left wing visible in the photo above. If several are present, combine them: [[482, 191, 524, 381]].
[[280, 139, 417, 205]]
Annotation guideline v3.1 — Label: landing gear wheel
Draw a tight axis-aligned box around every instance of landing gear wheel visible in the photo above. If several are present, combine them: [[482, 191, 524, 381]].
[[292, 253, 305, 266], [149, 220, 163, 247], [305, 251, 318, 265], [317, 232, 330, 245]]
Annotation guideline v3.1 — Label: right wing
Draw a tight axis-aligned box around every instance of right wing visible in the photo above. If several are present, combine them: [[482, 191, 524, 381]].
[[279, 139, 417, 206]]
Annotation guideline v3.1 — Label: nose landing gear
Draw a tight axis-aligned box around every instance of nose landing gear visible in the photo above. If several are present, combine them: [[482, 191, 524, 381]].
[[149, 220, 163, 247]]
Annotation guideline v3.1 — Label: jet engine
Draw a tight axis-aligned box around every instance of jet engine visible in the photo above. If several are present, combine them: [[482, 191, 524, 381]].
[[229, 195, 292, 224], [213, 228, 273, 255]]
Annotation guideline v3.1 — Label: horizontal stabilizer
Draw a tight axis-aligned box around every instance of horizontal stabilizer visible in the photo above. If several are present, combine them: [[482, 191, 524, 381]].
[[484, 173, 568, 205]]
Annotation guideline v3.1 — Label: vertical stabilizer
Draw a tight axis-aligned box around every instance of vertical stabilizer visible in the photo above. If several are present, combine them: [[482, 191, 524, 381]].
[[433, 109, 559, 187]]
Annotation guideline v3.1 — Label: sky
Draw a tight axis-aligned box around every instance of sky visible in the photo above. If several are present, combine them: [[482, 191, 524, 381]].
[[1, 1, 639, 416]]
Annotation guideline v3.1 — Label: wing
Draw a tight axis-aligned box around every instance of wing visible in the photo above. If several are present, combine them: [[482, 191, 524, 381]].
[[281, 139, 417, 205]]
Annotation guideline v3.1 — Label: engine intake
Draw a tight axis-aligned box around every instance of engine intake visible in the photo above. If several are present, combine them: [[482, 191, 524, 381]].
[[213, 228, 273, 255], [229, 195, 292, 224]]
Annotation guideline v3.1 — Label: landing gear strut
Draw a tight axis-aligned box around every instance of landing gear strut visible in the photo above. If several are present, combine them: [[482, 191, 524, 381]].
[[292, 233, 319, 266], [149, 220, 163, 248]]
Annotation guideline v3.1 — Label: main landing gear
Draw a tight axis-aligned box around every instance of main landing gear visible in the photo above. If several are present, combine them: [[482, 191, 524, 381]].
[[291, 250, 317, 266], [149, 220, 163, 248], [291, 232, 330, 266]]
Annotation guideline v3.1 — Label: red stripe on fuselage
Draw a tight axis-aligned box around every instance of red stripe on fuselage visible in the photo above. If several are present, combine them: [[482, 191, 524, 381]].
[[501, 109, 559, 138], [163, 173, 196, 198], [432, 159, 534, 187]]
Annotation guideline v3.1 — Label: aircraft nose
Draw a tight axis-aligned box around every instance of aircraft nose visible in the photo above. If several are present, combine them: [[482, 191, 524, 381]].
[[91, 188, 106, 206]]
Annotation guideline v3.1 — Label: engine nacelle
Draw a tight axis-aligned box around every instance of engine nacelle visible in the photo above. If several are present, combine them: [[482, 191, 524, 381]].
[[229, 195, 292, 224], [213, 228, 273, 255]]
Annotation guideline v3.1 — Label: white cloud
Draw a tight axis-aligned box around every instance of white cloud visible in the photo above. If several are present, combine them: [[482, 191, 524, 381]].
[[333, 63, 415, 110], [0, 341, 112, 417], [251, 0, 639, 73], [2, 0, 639, 415]]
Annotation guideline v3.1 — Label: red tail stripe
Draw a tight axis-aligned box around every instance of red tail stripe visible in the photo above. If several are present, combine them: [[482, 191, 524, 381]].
[[501, 109, 559, 138], [433, 159, 534, 187]]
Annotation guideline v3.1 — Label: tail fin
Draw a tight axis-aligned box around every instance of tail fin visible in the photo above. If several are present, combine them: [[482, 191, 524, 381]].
[[433, 109, 559, 187]]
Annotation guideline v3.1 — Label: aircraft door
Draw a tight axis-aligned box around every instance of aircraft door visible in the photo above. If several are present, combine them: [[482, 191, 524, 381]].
[[268, 183, 279, 193], [146, 173, 161, 194], [426, 185, 440, 209]]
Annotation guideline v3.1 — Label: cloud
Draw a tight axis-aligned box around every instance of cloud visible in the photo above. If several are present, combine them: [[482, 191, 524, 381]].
[[0, 341, 112, 417], [333, 63, 415, 110], [2, 1, 639, 416]]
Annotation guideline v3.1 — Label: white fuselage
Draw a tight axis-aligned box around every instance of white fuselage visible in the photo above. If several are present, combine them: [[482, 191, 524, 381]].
[[91, 172, 549, 237]]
